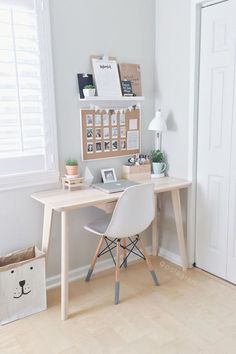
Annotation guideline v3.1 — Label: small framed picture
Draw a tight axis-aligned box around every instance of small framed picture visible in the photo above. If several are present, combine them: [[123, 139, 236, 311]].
[[95, 114, 101, 126], [104, 141, 110, 151], [87, 142, 93, 153], [103, 114, 109, 126], [112, 140, 118, 151], [112, 127, 118, 138], [86, 114, 93, 126], [96, 141, 102, 152], [119, 113, 125, 125], [111, 113, 117, 126], [95, 128, 101, 139], [120, 127, 126, 138], [86, 128, 93, 139], [101, 168, 117, 183], [120, 139, 126, 150], [103, 127, 110, 139]]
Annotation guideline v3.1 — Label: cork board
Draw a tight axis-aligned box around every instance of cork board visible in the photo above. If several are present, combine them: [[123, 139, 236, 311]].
[[81, 108, 140, 160]]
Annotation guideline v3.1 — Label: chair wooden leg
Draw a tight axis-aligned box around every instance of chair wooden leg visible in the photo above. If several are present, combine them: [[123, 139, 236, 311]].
[[85, 236, 104, 281], [138, 238, 159, 286], [114, 239, 121, 304], [123, 238, 127, 268]]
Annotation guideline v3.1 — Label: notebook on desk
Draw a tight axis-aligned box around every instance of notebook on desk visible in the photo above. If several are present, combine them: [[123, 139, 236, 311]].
[[93, 180, 138, 193]]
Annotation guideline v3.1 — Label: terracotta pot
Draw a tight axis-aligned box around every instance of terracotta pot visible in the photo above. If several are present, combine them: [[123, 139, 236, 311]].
[[65, 165, 78, 176]]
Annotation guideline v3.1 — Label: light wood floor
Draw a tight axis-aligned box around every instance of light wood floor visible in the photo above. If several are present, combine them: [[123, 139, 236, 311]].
[[1, 257, 236, 354]]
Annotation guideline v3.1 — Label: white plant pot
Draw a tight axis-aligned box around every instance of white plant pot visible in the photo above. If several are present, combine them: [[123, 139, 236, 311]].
[[83, 88, 96, 98], [152, 162, 166, 175]]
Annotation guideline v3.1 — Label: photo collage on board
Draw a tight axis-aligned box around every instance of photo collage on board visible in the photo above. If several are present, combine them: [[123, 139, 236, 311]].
[[85, 110, 127, 154]]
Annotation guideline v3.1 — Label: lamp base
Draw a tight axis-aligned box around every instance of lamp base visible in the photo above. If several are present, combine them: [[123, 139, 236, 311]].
[[151, 173, 165, 178]]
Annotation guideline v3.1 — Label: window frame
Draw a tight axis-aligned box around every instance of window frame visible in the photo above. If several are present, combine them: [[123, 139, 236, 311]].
[[0, 0, 59, 191]]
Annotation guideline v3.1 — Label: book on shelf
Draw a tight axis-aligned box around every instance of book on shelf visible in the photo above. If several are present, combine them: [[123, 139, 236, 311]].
[[91, 56, 122, 97], [118, 63, 142, 96]]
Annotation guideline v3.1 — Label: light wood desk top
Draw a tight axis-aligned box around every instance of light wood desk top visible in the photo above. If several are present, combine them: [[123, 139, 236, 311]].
[[32, 176, 191, 212]]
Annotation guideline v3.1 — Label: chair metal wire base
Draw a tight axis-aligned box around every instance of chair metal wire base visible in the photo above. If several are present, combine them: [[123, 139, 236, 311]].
[[97, 235, 145, 268]]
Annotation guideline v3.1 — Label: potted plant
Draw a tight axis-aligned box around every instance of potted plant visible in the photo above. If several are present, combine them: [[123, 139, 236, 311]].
[[83, 84, 96, 98], [65, 158, 78, 176], [150, 150, 167, 175]]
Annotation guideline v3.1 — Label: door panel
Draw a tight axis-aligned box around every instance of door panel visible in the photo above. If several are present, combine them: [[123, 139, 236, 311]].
[[196, 0, 236, 279], [227, 6, 236, 281]]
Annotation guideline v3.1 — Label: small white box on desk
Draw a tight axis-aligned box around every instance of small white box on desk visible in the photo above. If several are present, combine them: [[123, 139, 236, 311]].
[[0, 246, 46, 325]]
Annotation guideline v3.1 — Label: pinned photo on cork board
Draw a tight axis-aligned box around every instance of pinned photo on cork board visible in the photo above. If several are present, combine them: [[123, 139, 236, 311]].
[[80, 108, 141, 161]]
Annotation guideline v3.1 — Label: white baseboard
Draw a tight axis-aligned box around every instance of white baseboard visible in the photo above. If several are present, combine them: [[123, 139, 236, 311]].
[[46, 245, 152, 289], [46, 246, 183, 289], [158, 247, 182, 267]]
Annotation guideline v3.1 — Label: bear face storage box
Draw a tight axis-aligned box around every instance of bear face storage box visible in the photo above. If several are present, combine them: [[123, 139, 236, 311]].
[[0, 246, 47, 325]]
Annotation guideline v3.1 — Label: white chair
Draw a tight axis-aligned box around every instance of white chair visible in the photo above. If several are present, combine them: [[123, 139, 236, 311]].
[[84, 183, 159, 304]]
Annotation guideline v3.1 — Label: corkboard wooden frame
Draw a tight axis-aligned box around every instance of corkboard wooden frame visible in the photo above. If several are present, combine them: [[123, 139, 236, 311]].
[[80, 108, 140, 161]]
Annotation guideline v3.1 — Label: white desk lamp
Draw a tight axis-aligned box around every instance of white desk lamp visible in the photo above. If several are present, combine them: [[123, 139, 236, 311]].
[[148, 109, 167, 150]]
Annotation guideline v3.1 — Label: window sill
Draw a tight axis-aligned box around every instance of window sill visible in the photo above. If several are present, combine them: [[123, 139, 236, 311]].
[[0, 170, 60, 192]]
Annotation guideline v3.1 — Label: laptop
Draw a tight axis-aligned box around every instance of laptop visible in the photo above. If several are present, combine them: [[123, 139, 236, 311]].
[[93, 179, 138, 193]]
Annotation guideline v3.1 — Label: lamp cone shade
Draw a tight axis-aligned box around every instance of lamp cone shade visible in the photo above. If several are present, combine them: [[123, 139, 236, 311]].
[[148, 110, 167, 132]]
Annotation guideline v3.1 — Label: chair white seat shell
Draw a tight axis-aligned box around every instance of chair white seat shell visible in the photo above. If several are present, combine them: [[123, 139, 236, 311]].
[[84, 215, 112, 236]]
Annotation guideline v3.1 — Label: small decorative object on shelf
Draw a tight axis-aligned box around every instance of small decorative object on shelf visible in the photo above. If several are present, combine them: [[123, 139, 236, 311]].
[[61, 176, 85, 191], [83, 85, 96, 98], [65, 158, 78, 176], [121, 80, 133, 96], [77, 73, 94, 99], [150, 149, 167, 178]]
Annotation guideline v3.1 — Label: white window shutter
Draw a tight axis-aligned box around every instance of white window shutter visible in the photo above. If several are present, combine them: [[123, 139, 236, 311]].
[[0, 0, 58, 187]]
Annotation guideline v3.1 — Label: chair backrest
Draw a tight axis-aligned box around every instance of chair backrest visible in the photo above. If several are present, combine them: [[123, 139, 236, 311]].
[[105, 183, 155, 238]]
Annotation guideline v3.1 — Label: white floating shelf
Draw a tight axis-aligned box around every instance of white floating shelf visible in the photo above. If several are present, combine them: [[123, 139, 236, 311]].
[[79, 95, 145, 102]]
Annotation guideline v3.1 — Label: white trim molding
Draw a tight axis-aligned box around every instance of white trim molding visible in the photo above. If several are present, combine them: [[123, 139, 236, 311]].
[[46, 245, 182, 290], [158, 247, 182, 267], [188, 0, 229, 266], [46, 246, 152, 289], [0, 170, 59, 192], [47, 255, 118, 289]]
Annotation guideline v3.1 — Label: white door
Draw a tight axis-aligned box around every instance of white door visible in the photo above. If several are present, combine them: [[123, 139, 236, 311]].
[[196, 0, 236, 281]]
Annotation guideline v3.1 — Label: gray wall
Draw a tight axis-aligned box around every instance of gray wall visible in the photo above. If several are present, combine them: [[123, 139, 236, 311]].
[[0, 0, 156, 277], [155, 0, 191, 256]]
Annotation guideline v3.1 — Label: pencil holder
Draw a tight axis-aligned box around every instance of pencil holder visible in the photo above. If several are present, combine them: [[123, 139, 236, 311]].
[[122, 164, 151, 181]]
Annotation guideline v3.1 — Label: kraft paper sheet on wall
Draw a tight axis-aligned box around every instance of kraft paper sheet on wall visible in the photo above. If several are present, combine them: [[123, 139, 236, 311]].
[[80, 108, 140, 160]]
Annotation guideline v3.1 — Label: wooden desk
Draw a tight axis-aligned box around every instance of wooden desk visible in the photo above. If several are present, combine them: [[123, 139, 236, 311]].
[[32, 176, 191, 320]]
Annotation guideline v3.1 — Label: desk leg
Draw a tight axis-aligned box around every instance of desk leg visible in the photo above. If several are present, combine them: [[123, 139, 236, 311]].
[[152, 194, 158, 256], [171, 189, 188, 270], [42, 206, 53, 254], [61, 211, 69, 321]]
